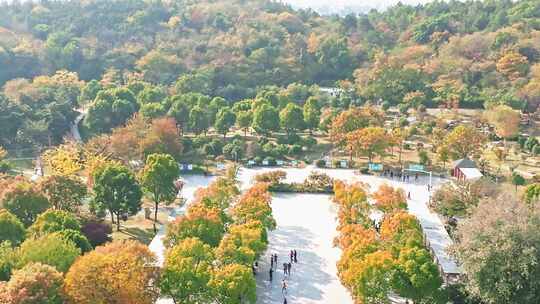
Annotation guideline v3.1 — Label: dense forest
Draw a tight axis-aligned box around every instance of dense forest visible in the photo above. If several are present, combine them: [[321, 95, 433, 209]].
[[0, 0, 539, 152]]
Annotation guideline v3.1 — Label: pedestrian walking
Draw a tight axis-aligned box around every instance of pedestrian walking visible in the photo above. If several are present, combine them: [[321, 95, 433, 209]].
[[282, 279, 287, 294], [408, 191, 411, 199], [287, 262, 292, 275], [290, 250, 294, 263], [283, 263, 287, 275], [269, 268, 273, 282], [271, 256, 274, 269], [283, 297, 288, 304], [274, 254, 278, 265], [294, 250, 297, 263]]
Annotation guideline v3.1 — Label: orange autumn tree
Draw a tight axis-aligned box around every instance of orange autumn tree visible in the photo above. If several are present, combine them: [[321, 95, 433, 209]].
[[372, 184, 407, 213], [346, 127, 391, 163], [165, 204, 225, 248], [330, 106, 384, 146], [63, 240, 159, 304], [380, 211, 423, 247], [333, 180, 371, 229], [334, 224, 377, 250], [231, 183, 276, 231]]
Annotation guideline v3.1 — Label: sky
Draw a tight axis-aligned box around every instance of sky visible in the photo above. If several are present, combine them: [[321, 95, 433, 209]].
[[283, 0, 434, 14]]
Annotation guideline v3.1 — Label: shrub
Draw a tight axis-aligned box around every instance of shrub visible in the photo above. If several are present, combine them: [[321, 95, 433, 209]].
[[381, 101, 390, 111], [264, 157, 276, 166], [533, 145, 540, 156], [287, 144, 301, 155], [253, 156, 262, 165], [0, 210, 25, 246], [181, 138, 193, 152], [399, 117, 409, 127], [81, 221, 112, 247], [302, 136, 317, 147], [0, 161, 11, 174], [315, 159, 326, 168], [275, 144, 289, 156], [192, 136, 210, 149]]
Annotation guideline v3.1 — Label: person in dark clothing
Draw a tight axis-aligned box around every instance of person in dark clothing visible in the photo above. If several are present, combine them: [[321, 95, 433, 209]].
[[269, 268, 273, 281], [293, 250, 297, 263], [283, 298, 288, 304], [283, 263, 287, 275], [271, 256, 274, 269], [287, 262, 292, 275], [290, 250, 294, 263], [274, 254, 278, 265]]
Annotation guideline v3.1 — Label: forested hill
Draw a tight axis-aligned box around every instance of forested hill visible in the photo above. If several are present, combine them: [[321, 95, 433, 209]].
[[0, 0, 539, 150], [0, 0, 539, 99]]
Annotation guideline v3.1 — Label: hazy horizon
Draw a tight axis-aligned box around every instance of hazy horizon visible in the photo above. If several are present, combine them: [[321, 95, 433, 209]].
[[283, 0, 435, 14]]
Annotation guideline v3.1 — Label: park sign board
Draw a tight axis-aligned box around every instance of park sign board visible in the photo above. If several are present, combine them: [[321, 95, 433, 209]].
[[409, 164, 425, 171], [369, 163, 383, 171]]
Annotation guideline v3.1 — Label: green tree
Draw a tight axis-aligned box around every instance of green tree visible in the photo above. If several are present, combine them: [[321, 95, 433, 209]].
[[236, 111, 253, 138], [160, 238, 214, 303], [18, 233, 81, 273], [167, 98, 190, 135], [303, 97, 321, 133], [252, 104, 279, 136], [0, 210, 25, 246], [38, 175, 87, 212], [512, 172, 525, 192], [189, 105, 210, 135], [210, 264, 257, 304], [140, 102, 166, 119], [90, 164, 143, 231], [0, 262, 64, 304], [525, 183, 540, 205], [279, 103, 304, 135], [392, 246, 443, 301], [140, 153, 180, 232], [2, 181, 49, 227], [214, 107, 236, 138], [0, 241, 16, 280], [28, 209, 81, 237]]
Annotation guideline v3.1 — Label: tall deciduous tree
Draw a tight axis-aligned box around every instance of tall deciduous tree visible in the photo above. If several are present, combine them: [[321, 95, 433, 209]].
[[160, 237, 214, 303], [64, 240, 159, 304], [18, 233, 81, 273], [279, 103, 304, 135], [236, 111, 253, 138], [214, 107, 236, 138], [140, 153, 179, 232], [485, 105, 521, 143], [303, 96, 321, 134], [453, 195, 540, 304], [38, 175, 87, 212], [0, 262, 64, 304], [2, 181, 49, 227], [346, 127, 391, 162], [443, 125, 486, 159], [209, 264, 257, 304], [90, 164, 143, 231], [372, 184, 407, 213], [0, 210, 25, 246], [251, 104, 279, 136]]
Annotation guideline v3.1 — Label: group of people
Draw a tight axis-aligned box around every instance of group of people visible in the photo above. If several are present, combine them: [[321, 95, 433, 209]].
[[382, 169, 421, 183], [267, 250, 298, 304]]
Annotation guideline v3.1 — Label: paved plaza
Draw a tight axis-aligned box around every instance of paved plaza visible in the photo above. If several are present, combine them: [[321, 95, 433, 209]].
[[152, 166, 458, 304]]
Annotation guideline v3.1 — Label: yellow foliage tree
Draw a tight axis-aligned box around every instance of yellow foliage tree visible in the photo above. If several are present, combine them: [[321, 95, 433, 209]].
[[63, 240, 159, 304], [42, 142, 83, 176]]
